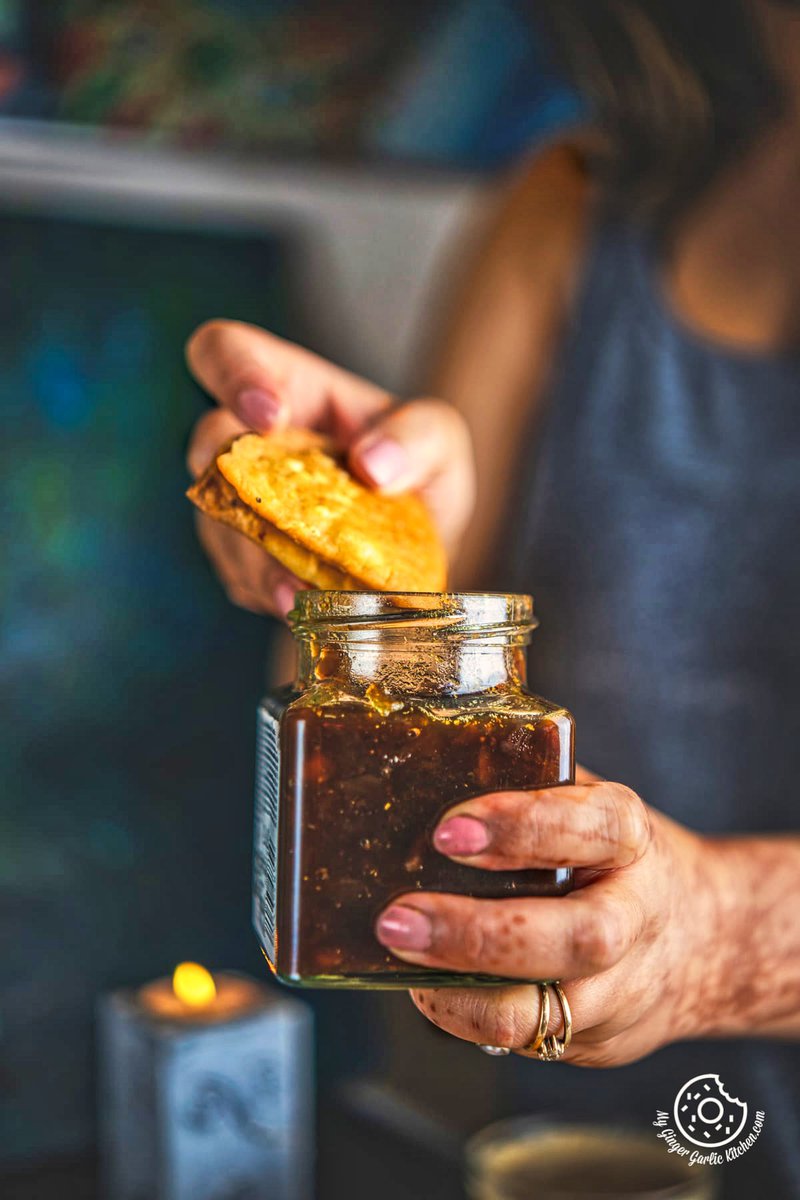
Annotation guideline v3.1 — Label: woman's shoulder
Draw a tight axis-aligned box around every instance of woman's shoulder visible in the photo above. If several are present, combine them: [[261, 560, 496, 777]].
[[500, 139, 593, 217], [491, 139, 594, 243], [484, 137, 597, 311]]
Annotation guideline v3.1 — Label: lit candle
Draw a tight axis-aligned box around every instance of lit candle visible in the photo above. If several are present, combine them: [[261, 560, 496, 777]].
[[138, 961, 263, 1022], [98, 964, 314, 1200]]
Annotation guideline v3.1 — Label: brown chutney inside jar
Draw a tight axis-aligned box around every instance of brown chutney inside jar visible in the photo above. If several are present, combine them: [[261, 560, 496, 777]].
[[253, 592, 574, 988]]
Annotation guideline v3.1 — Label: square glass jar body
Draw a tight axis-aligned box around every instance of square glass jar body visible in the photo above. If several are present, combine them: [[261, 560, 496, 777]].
[[252, 593, 574, 989]]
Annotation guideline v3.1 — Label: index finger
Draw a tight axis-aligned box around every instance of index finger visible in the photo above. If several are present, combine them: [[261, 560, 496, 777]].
[[186, 319, 390, 437]]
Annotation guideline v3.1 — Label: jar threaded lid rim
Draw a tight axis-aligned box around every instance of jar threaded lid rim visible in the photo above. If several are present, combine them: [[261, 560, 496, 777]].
[[290, 591, 535, 637]]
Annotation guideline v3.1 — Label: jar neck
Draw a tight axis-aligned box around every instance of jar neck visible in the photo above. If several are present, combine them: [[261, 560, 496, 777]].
[[296, 636, 528, 697], [290, 592, 535, 698]]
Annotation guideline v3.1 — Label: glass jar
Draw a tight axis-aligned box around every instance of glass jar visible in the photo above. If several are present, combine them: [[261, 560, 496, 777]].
[[252, 592, 574, 989]]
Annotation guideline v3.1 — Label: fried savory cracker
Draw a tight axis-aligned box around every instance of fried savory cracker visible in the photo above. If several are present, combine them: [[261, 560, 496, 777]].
[[187, 430, 447, 592], [188, 462, 361, 590]]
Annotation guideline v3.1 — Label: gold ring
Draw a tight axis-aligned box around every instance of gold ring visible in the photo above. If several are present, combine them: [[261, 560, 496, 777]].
[[517, 982, 551, 1054], [478, 985, 549, 1057], [519, 982, 572, 1061]]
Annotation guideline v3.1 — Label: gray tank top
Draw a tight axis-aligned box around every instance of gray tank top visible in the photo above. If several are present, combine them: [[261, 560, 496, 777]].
[[505, 221, 800, 1197]]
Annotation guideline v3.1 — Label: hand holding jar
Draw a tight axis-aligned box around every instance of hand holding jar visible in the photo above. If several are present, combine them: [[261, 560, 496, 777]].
[[385, 765, 800, 1062], [377, 766, 715, 1065]]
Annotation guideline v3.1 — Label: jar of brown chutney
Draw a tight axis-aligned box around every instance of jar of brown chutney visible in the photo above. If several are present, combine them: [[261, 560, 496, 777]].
[[253, 592, 575, 988]]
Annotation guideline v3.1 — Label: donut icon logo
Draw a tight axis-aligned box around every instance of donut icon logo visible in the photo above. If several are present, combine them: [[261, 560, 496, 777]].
[[674, 1074, 748, 1149]]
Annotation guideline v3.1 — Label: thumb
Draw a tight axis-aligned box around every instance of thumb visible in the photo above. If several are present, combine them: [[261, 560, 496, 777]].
[[349, 398, 476, 552]]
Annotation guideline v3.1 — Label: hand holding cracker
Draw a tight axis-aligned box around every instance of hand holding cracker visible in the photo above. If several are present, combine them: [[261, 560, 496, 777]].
[[185, 321, 475, 615], [188, 429, 447, 593]]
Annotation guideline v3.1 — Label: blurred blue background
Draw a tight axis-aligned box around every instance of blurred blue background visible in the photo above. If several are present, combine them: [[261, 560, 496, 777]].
[[0, 0, 579, 1167]]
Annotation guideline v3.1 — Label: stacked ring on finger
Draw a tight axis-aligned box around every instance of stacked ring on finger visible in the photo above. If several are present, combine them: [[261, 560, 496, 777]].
[[519, 982, 572, 1061], [477, 981, 572, 1060]]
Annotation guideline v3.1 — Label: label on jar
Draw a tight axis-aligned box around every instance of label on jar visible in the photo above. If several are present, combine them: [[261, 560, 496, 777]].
[[252, 705, 281, 956]]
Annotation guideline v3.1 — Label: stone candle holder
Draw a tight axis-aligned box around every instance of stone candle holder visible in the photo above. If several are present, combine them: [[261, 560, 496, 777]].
[[98, 967, 314, 1200]]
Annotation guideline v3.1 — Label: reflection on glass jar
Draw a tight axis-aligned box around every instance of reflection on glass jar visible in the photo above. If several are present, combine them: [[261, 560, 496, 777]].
[[465, 1119, 720, 1200], [253, 592, 575, 989]]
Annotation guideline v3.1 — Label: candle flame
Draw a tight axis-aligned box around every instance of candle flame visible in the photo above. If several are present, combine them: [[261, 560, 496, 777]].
[[172, 962, 217, 1008]]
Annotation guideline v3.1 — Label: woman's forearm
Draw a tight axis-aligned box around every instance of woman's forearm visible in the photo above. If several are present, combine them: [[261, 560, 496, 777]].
[[698, 834, 800, 1038]]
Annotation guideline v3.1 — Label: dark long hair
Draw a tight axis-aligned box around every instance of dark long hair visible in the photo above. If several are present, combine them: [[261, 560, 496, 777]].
[[527, 0, 799, 230]]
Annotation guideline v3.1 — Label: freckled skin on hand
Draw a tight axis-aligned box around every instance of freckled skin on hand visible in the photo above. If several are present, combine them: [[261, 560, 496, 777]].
[[406, 805, 800, 1064]]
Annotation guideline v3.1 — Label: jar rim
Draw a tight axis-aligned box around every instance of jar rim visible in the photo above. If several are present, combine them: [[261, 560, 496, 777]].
[[289, 591, 535, 637]]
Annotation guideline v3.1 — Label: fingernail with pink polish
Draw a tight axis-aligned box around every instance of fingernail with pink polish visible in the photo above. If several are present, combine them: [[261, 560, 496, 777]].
[[375, 905, 432, 951], [236, 387, 281, 430], [357, 436, 410, 488], [433, 816, 490, 856]]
